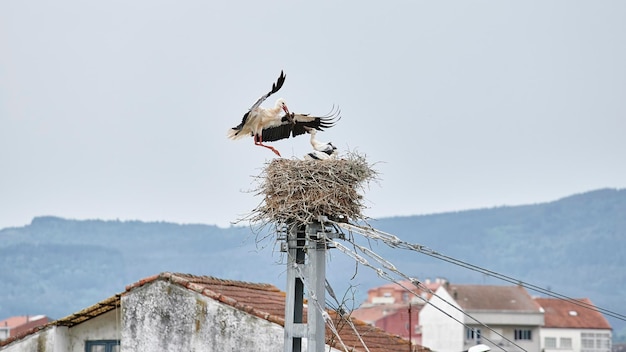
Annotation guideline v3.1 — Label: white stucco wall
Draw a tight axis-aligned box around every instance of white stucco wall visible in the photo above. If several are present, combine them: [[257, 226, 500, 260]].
[[420, 286, 465, 352], [67, 310, 121, 352], [420, 287, 544, 352], [0, 310, 120, 352], [469, 310, 544, 326], [541, 327, 612, 352], [3, 280, 348, 352], [463, 315, 542, 352], [541, 328, 579, 352], [0, 326, 57, 352], [474, 325, 541, 352], [122, 280, 285, 352]]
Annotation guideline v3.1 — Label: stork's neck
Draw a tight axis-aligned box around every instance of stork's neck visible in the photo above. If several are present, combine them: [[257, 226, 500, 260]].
[[310, 132, 325, 150], [309, 131, 317, 147]]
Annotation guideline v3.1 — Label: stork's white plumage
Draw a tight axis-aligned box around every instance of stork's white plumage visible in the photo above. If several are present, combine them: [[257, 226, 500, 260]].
[[304, 150, 333, 161], [228, 71, 340, 157], [304, 127, 338, 161], [227, 71, 289, 156]]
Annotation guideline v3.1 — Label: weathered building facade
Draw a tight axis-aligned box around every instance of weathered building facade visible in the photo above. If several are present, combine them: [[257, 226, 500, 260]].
[[420, 284, 544, 352], [1, 273, 424, 352], [535, 297, 612, 352]]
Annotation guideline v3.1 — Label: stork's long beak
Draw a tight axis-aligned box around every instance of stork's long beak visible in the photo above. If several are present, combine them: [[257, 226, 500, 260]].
[[282, 105, 290, 115]]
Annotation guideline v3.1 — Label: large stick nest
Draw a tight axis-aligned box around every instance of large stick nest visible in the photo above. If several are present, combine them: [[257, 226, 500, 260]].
[[248, 152, 378, 227]]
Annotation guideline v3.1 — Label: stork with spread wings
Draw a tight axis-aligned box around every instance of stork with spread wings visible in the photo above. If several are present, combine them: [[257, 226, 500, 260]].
[[227, 71, 340, 157]]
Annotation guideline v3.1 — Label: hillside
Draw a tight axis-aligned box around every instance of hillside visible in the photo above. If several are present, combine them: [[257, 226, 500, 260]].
[[1, 188, 625, 340]]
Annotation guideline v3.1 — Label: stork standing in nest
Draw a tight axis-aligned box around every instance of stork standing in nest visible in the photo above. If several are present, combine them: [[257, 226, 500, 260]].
[[227, 71, 340, 157], [304, 127, 338, 160]]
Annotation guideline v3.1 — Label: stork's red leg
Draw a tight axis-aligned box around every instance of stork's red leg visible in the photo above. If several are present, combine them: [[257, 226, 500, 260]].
[[254, 135, 282, 157]]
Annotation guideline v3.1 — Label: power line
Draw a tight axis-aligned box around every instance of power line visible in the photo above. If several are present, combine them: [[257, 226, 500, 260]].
[[415, 246, 626, 322], [330, 220, 626, 323], [332, 239, 525, 352]]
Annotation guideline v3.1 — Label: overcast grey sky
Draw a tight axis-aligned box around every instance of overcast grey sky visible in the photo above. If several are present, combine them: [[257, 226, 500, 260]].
[[1, 1, 625, 229]]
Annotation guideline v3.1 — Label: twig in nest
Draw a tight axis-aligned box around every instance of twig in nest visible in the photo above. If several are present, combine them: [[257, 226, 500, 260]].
[[245, 151, 378, 228]]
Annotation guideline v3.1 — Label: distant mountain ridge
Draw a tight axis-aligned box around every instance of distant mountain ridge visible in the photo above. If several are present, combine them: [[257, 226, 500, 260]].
[[1, 188, 625, 340]]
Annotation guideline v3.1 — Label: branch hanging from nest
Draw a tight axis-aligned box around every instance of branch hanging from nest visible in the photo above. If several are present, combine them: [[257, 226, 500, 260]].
[[246, 151, 379, 228]]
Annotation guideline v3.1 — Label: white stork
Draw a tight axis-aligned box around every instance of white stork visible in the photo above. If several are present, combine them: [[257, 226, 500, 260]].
[[227, 71, 340, 157], [304, 127, 338, 160]]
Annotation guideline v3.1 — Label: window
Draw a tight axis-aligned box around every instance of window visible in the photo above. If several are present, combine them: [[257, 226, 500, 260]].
[[545, 337, 557, 348], [581, 332, 611, 352], [598, 334, 611, 350], [466, 328, 481, 341], [560, 337, 572, 349], [582, 334, 595, 349], [85, 340, 120, 352], [514, 329, 532, 340]]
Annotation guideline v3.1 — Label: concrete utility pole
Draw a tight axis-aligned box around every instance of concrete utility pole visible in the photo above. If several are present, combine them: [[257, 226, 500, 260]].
[[282, 221, 334, 352]]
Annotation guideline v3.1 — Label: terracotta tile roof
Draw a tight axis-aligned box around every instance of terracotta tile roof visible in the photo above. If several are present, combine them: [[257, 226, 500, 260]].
[[0, 316, 49, 329], [0, 297, 121, 347], [352, 304, 409, 323], [447, 284, 541, 312], [126, 273, 288, 326], [0, 316, 50, 339], [128, 273, 431, 352], [327, 310, 422, 352], [534, 297, 612, 329], [1, 317, 26, 332], [376, 279, 418, 291], [0, 316, 28, 329], [375, 279, 443, 293]]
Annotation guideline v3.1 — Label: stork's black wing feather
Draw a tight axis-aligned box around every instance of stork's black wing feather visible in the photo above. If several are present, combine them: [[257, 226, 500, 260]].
[[231, 71, 286, 133], [290, 108, 341, 137], [231, 111, 250, 132], [261, 123, 293, 142], [260, 106, 341, 142], [248, 70, 286, 111], [269, 71, 286, 97]]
